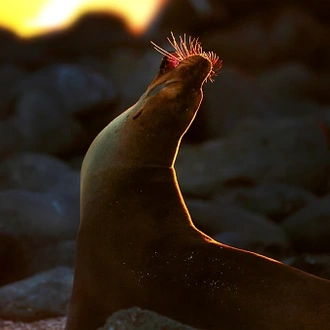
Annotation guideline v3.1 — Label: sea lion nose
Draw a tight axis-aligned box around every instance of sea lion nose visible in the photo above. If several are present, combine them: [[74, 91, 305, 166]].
[[201, 57, 212, 69], [192, 56, 212, 82], [203, 58, 212, 73]]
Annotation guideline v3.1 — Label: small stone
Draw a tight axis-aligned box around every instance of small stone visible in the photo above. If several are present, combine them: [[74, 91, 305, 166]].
[[99, 307, 198, 330]]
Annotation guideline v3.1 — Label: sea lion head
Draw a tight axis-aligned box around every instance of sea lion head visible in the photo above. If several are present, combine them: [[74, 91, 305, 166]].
[[141, 54, 212, 140], [119, 34, 222, 167], [83, 34, 222, 170]]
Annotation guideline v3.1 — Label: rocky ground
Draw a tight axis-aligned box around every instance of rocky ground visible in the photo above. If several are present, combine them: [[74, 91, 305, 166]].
[[0, 0, 330, 329]]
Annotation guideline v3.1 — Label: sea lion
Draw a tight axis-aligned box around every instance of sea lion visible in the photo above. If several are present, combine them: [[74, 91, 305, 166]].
[[65, 34, 330, 330]]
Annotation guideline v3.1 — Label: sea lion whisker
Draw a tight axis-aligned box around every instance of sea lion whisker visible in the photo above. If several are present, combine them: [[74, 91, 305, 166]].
[[180, 34, 190, 57], [150, 41, 177, 61], [170, 31, 181, 53], [191, 38, 202, 55], [152, 32, 222, 82]]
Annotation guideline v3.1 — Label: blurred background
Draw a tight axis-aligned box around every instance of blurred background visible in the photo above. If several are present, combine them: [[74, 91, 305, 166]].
[[0, 0, 166, 38], [0, 0, 330, 325]]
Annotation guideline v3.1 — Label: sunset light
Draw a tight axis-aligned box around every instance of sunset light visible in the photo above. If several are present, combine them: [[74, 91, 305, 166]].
[[0, 0, 168, 38]]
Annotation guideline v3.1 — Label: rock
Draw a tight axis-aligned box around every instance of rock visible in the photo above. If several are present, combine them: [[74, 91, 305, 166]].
[[202, 66, 273, 138], [0, 227, 28, 286], [153, 0, 215, 37], [176, 143, 216, 198], [0, 120, 21, 159], [50, 170, 80, 207], [176, 118, 330, 196], [0, 64, 25, 118], [257, 63, 314, 101], [186, 199, 289, 256], [257, 63, 330, 106], [0, 28, 52, 71], [15, 64, 116, 116], [0, 190, 79, 245], [283, 195, 330, 252], [202, 16, 269, 69], [0, 152, 72, 191], [68, 156, 84, 170], [12, 89, 85, 155], [213, 231, 286, 257], [269, 6, 326, 64], [0, 152, 80, 216], [0, 152, 80, 209], [25, 63, 118, 142], [202, 6, 326, 70], [99, 307, 198, 330], [27, 240, 76, 275], [213, 231, 254, 250], [255, 63, 327, 118], [0, 267, 73, 321], [0, 316, 66, 330], [108, 48, 160, 113], [282, 254, 330, 280], [0, 12, 135, 69], [219, 0, 277, 16], [309, 73, 330, 105], [258, 93, 324, 118], [214, 183, 316, 221], [42, 12, 135, 61], [294, 0, 330, 21], [3, 64, 118, 155]]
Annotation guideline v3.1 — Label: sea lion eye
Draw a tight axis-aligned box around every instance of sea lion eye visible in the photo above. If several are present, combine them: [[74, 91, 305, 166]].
[[159, 52, 180, 73]]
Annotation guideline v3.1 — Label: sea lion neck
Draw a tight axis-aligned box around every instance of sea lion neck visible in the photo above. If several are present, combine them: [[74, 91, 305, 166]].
[[84, 55, 212, 170]]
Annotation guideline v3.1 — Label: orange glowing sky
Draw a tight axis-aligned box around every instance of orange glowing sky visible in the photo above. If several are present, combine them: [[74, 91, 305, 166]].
[[0, 0, 167, 38]]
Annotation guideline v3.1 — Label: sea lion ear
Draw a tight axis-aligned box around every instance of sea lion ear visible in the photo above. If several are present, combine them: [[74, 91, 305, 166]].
[[158, 52, 180, 75], [159, 56, 170, 73]]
